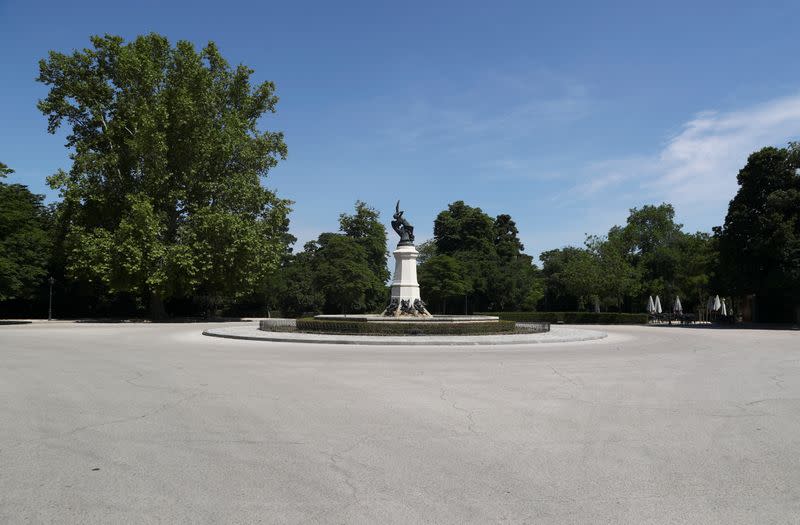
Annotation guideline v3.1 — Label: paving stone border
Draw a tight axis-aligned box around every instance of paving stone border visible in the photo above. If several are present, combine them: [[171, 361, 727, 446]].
[[203, 324, 607, 346]]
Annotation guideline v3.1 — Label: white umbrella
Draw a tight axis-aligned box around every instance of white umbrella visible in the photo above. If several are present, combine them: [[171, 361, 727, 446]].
[[673, 296, 683, 314], [721, 298, 727, 316], [655, 295, 662, 314], [647, 296, 655, 314], [707, 296, 714, 312], [713, 295, 721, 312]]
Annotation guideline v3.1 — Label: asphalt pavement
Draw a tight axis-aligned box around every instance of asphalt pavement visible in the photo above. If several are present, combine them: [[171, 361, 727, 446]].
[[0, 322, 798, 524]]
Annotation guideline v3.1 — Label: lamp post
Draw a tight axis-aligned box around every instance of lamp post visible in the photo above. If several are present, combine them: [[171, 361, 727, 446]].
[[48, 277, 55, 321]]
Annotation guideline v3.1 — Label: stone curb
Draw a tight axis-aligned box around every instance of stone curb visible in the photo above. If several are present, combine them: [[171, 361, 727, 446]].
[[202, 325, 607, 346]]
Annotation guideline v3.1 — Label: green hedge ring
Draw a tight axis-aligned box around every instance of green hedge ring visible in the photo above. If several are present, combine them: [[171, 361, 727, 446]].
[[295, 318, 518, 336], [478, 312, 649, 324]]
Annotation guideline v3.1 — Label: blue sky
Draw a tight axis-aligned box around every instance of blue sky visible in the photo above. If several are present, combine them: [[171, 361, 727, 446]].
[[2, 0, 800, 259]]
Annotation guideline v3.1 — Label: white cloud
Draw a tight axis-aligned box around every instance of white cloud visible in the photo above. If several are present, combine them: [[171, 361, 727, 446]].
[[572, 93, 800, 216], [655, 94, 800, 191]]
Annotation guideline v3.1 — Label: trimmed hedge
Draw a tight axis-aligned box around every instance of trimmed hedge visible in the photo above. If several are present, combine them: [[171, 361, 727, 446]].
[[479, 311, 649, 325], [296, 318, 517, 335]]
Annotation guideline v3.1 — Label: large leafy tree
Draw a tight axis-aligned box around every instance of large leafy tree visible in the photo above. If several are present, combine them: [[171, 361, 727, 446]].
[[673, 231, 716, 309], [338, 200, 389, 310], [430, 201, 499, 311], [37, 34, 290, 317], [620, 204, 683, 295], [493, 214, 525, 260], [311, 234, 379, 314], [433, 201, 496, 255], [425, 201, 540, 312], [417, 254, 470, 314], [274, 245, 323, 317], [540, 246, 603, 311], [717, 145, 800, 321], [0, 163, 52, 302], [585, 228, 640, 310], [486, 255, 544, 312], [270, 202, 388, 316]]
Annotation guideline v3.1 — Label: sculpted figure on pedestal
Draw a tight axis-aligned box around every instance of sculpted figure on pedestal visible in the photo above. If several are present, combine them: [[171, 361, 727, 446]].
[[391, 200, 415, 245], [384, 297, 399, 317], [413, 298, 429, 316]]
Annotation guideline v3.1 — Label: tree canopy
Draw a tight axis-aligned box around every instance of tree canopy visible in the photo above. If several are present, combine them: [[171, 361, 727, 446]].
[[271, 201, 389, 316], [0, 163, 52, 302], [422, 201, 541, 313], [37, 34, 290, 316], [540, 204, 715, 313], [717, 144, 800, 321]]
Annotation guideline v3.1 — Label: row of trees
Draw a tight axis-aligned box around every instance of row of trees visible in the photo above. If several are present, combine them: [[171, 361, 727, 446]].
[[263, 201, 389, 317], [539, 204, 715, 314], [417, 202, 542, 313], [1, 33, 797, 321], [2, 34, 292, 318], [0, 163, 52, 305]]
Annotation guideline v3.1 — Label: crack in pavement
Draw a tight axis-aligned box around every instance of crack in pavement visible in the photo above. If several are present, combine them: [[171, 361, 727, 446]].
[[11, 392, 202, 448], [440, 386, 478, 435], [551, 366, 580, 386], [308, 436, 371, 523]]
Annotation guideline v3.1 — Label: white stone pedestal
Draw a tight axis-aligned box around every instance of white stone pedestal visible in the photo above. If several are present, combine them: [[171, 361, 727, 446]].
[[390, 244, 421, 302], [382, 243, 431, 317]]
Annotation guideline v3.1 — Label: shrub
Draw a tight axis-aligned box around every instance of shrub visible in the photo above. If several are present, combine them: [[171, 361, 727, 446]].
[[480, 311, 648, 324], [295, 318, 517, 335]]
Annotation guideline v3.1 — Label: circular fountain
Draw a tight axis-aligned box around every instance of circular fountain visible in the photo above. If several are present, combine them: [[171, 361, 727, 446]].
[[266, 201, 545, 337], [201, 201, 611, 344]]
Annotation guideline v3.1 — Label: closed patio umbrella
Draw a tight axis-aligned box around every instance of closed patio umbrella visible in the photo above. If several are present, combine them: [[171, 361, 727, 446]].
[[673, 296, 683, 314], [713, 295, 721, 312], [647, 296, 655, 314], [655, 295, 662, 314], [721, 298, 727, 316]]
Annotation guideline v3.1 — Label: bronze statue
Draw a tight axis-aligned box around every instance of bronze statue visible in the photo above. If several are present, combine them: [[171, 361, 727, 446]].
[[384, 297, 399, 316], [391, 200, 415, 246], [413, 298, 428, 315], [400, 299, 415, 315]]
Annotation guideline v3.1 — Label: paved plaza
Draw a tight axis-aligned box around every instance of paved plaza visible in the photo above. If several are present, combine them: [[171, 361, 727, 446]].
[[1, 322, 798, 523]]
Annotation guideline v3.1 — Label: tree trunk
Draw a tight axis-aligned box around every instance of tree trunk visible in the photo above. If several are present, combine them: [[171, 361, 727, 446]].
[[149, 292, 167, 320]]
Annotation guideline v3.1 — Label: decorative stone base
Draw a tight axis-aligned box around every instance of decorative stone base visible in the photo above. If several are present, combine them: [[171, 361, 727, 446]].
[[384, 244, 432, 317]]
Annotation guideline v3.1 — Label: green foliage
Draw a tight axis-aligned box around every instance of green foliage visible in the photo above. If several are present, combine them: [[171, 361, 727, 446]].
[[338, 200, 389, 310], [493, 214, 525, 259], [418, 254, 470, 312], [424, 201, 541, 313], [37, 34, 290, 316], [312, 233, 384, 314], [486, 254, 544, 311], [586, 229, 641, 308], [269, 201, 388, 316], [272, 249, 322, 317], [486, 311, 649, 324], [296, 318, 517, 335], [539, 247, 599, 310], [619, 204, 680, 295], [541, 202, 716, 314], [433, 201, 496, 255], [0, 164, 53, 301], [0, 162, 13, 178], [717, 144, 800, 321], [416, 239, 437, 264]]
